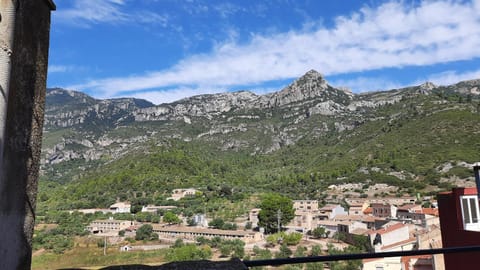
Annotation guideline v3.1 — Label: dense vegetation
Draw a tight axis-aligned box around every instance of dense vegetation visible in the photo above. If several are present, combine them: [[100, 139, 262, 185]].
[[38, 91, 480, 213]]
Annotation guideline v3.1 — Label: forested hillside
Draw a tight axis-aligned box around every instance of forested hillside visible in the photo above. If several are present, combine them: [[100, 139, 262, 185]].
[[38, 71, 480, 213]]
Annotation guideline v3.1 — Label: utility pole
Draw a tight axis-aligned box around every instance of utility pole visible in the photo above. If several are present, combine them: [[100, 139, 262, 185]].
[[104, 236, 107, 256], [277, 209, 282, 233], [0, 1, 55, 269]]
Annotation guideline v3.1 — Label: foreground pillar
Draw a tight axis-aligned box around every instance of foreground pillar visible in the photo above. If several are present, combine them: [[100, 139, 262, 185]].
[[0, 0, 55, 269]]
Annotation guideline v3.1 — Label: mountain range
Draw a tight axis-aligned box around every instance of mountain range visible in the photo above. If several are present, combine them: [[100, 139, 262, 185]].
[[39, 70, 480, 210]]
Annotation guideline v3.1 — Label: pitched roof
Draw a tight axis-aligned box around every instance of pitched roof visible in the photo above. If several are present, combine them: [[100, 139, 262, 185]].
[[368, 222, 406, 235], [381, 237, 417, 251], [420, 208, 439, 216]]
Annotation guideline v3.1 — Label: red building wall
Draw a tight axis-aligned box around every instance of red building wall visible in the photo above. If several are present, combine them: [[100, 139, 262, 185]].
[[438, 188, 480, 270]]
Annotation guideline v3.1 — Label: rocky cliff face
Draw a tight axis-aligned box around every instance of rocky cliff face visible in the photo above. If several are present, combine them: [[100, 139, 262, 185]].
[[41, 70, 480, 181], [45, 88, 154, 129]]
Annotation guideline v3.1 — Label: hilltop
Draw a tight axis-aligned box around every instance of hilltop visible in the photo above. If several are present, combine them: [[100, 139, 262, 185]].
[[38, 70, 480, 210]]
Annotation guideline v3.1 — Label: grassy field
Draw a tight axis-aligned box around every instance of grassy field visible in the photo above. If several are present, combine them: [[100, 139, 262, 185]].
[[32, 246, 168, 270]]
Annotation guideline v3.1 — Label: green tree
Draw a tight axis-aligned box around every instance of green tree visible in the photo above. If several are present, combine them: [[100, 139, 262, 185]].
[[135, 224, 157, 240], [163, 211, 181, 224], [258, 193, 294, 233], [311, 244, 322, 256], [275, 244, 292, 258], [312, 227, 326, 238], [306, 262, 324, 270], [208, 218, 225, 229]]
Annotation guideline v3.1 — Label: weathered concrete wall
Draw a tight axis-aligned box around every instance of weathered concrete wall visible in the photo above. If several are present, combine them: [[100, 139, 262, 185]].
[[0, 0, 54, 269]]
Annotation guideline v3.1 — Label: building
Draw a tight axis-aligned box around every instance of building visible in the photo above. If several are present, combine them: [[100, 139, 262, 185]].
[[169, 188, 198, 201], [289, 211, 315, 232], [337, 220, 368, 235], [141, 205, 177, 213], [396, 205, 440, 227], [293, 200, 319, 211], [317, 204, 347, 220], [152, 225, 264, 243], [371, 203, 397, 218], [192, 214, 208, 227], [87, 219, 135, 234], [333, 214, 378, 229], [109, 202, 131, 213], [315, 220, 340, 236], [367, 223, 414, 252], [349, 203, 370, 215], [363, 223, 419, 270], [438, 187, 480, 270]]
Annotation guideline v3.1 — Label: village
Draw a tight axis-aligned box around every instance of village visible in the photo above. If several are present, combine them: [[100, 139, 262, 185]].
[[75, 184, 446, 270]]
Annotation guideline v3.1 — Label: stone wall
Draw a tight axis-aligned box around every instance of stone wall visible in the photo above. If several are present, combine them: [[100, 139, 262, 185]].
[[0, 0, 54, 269]]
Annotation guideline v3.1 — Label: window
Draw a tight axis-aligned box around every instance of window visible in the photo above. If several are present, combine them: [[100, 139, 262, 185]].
[[460, 195, 480, 231]]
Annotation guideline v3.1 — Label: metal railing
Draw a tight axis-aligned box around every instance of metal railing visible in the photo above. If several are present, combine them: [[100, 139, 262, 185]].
[[243, 245, 480, 268]]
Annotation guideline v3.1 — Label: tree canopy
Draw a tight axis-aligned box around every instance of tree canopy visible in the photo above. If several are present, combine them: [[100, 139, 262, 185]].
[[258, 193, 294, 233]]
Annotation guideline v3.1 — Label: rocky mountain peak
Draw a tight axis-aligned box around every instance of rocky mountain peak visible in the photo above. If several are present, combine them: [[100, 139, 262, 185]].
[[420, 81, 437, 91], [264, 70, 349, 107], [302, 69, 325, 80]]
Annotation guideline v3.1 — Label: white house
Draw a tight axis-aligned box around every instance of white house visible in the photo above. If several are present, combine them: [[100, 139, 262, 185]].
[[109, 202, 131, 213]]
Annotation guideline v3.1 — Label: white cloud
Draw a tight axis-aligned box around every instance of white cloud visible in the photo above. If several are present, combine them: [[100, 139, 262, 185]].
[[48, 65, 69, 73], [423, 69, 480, 86], [128, 87, 224, 105], [330, 77, 404, 93], [48, 65, 85, 74], [69, 1, 480, 102], [55, 0, 168, 27]]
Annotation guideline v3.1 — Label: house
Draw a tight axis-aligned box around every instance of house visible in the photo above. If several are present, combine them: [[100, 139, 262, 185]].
[[438, 186, 480, 270], [400, 255, 434, 270], [68, 208, 111, 214], [367, 223, 414, 252], [371, 202, 397, 218], [363, 223, 419, 270], [109, 202, 131, 213], [169, 188, 198, 201], [120, 245, 132, 252], [315, 220, 339, 237], [346, 199, 370, 215], [87, 218, 135, 234], [396, 205, 440, 227], [192, 214, 208, 227], [293, 200, 319, 211], [288, 211, 314, 232], [333, 214, 378, 229], [317, 204, 347, 220], [337, 220, 368, 235]]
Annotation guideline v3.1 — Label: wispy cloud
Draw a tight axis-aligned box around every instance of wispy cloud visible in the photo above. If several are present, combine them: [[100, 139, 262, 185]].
[[68, 1, 480, 103], [330, 77, 404, 93], [55, 0, 168, 27], [129, 87, 224, 105], [48, 64, 86, 74], [423, 69, 480, 86]]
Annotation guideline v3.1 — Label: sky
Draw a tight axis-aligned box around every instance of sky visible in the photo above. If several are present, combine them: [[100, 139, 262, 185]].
[[47, 0, 480, 105]]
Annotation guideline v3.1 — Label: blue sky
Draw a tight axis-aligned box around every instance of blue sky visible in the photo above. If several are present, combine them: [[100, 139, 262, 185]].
[[48, 0, 480, 104]]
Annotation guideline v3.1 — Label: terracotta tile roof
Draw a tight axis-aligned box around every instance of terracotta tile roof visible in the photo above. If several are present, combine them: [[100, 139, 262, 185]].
[[368, 223, 406, 235], [420, 208, 439, 216], [401, 255, 433, 269], [364, 207, 372, 214]]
